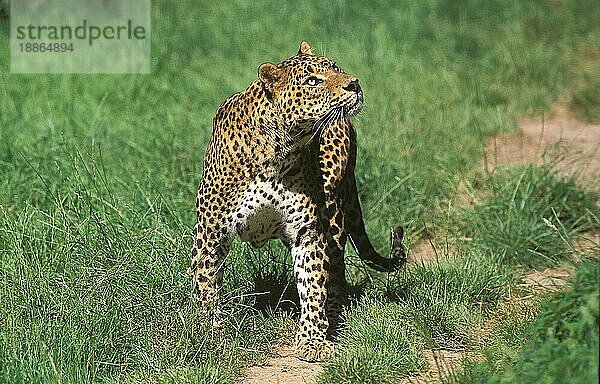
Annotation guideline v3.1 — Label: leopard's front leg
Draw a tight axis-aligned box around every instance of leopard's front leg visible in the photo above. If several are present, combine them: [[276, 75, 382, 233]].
[[287, 201, 335, 362], [319, 117, 352, 335]]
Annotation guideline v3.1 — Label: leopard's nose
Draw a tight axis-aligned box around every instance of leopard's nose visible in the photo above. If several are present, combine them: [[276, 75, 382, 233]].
[[343, 79, 361, 93]]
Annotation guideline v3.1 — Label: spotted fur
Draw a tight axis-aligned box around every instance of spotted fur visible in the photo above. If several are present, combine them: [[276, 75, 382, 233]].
[[191, 42, 406, 362]]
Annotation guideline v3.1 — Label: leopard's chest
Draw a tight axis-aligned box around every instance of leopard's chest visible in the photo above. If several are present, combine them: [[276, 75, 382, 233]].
[[225, 163, 320, 249], [228, 176, 289, 248]]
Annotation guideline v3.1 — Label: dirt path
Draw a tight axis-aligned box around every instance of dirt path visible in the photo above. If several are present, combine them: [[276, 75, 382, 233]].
[[484, 103, 600, 182], [520, 267, 571, 292], [239, 347, 322, 384], [240, 104, 598, 384]]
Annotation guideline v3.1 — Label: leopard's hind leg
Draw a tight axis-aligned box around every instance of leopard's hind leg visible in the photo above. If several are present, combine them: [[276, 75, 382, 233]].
[[190, 188, 234, 308]]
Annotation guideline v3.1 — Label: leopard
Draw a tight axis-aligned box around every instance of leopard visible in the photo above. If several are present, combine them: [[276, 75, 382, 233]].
[[190, 41, 406, 362]]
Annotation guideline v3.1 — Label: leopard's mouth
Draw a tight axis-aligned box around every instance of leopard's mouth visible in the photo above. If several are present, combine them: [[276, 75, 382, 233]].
[[307, 93, 364, 143], [346, 91, 364, 116]]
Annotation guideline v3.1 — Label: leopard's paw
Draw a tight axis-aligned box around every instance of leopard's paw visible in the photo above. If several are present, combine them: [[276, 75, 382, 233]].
[[294, 339, 335, 362]]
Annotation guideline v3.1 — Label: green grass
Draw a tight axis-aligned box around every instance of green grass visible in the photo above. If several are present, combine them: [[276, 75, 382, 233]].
[[319, 254, 514, 383], [465, 164, 599, 268], [1, 0, 599, 383], [449, 261, 599, 384], [319, 296, 428, 384], [389, 254, 514, 348]]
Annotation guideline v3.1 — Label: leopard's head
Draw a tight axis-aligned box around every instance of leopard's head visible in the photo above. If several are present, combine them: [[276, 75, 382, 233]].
[[257, 41, 363, 128]]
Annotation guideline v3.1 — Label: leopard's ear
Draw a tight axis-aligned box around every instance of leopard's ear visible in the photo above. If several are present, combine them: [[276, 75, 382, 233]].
[[258, 62, 283, 101], [258, 62, 282, 86], [298, 41, 314, 56]]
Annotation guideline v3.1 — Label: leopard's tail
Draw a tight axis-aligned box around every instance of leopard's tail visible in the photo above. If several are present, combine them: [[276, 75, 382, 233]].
[[343, 171, 406, 272], [347, 221, 407, 272], [341, 120, 407, 272]]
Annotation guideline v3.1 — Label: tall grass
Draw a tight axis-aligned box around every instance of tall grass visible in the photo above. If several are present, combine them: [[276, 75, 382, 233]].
[[450, 261, 599, 384], [320, 252, 514, 383], [318, 296, 428, 384], [465, 164, 599, 268], [1, 0, 599, 382]]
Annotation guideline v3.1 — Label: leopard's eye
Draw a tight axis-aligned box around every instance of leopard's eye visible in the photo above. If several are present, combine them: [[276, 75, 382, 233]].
[[304, 76, 324, 86]]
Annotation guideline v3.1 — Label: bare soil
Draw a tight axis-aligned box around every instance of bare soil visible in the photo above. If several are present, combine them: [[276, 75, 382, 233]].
[[240, 104, 598, 384], [409, 238, 448, 266], [239, 347, 322, 384], [520, 267, 571, 292], [484, 103, 600, 183]]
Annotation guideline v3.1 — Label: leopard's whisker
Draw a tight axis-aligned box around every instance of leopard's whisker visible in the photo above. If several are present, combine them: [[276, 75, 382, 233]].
[[310, 108, 337, 144]]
